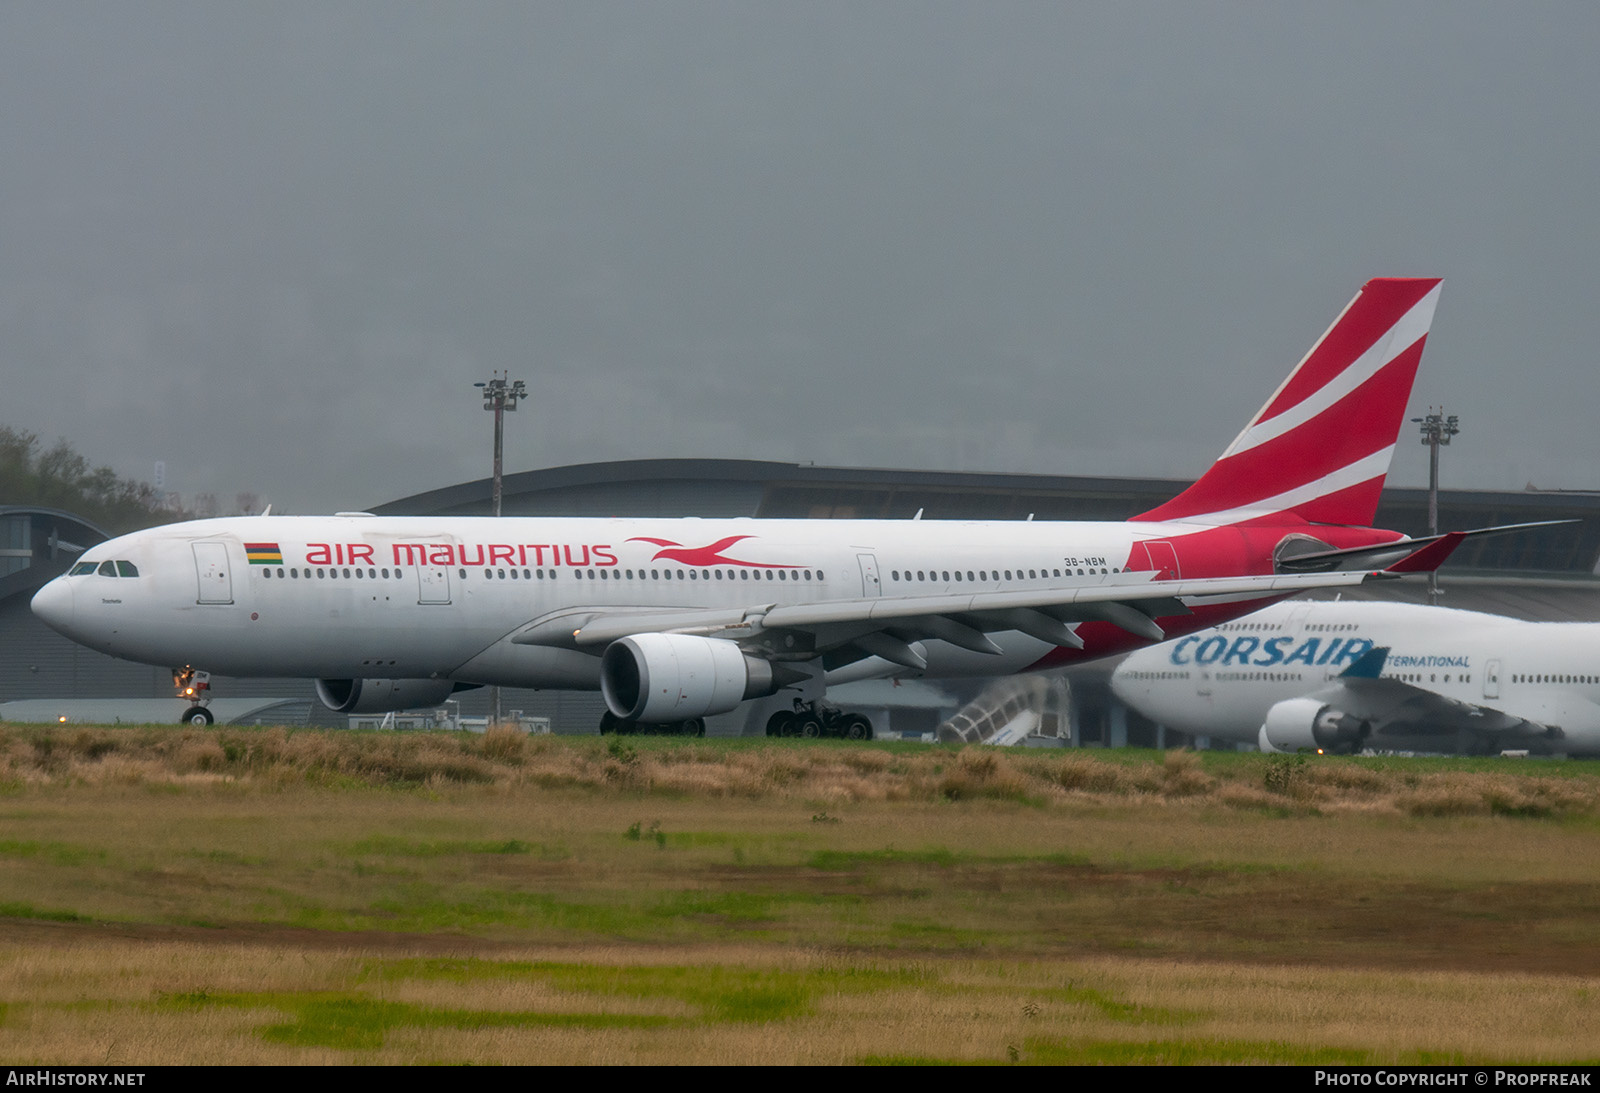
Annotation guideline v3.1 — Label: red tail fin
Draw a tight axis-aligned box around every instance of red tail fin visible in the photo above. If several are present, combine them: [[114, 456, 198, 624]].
[[1133, 277, 1442, 527]]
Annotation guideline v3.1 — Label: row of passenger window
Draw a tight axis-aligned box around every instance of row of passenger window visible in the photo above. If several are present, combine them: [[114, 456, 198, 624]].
[[889, 565, 1115, 583], [70, 560, 139, 577], [262, 567, 403, 580], [493, 567, 821, 582], [256, 566, 824, 583]]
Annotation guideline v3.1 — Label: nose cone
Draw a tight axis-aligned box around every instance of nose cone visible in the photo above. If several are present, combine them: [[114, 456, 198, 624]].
[[1108, 658, 1139, 705], [31, 576, 75, 637], [1110, 653, 1182, 726]]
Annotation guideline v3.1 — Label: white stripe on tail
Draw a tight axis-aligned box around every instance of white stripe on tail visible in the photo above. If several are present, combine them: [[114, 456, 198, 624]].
[[1133, 278, 1441, 527]]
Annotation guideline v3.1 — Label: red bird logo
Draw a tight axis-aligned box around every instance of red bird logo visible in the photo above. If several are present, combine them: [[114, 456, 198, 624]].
[[627, 535, 795, 569]]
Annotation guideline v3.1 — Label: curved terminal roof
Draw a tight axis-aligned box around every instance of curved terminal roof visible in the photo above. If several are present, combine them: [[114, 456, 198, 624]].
[[0, 506, 110, 605], [372, 458, 1600, 575], [8, 468, 1600, 732]]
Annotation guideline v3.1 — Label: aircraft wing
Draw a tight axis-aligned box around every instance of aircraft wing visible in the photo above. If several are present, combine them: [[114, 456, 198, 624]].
[[1305, 678, 1544, 741], [511, 566, 1411, 671], [1261, 648, 1560, 752]]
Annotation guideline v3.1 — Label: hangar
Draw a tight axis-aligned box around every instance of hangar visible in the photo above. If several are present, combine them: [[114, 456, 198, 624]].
[[0, 505, 320, 727], [5, 463, 1600, 742]]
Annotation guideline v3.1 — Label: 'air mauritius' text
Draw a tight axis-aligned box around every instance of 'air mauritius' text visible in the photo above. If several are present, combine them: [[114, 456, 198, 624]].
[[304, 542, 619, 568]]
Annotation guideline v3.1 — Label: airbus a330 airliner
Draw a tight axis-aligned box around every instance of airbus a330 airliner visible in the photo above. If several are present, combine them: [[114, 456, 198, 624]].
[[34, 278, 1469, 735]]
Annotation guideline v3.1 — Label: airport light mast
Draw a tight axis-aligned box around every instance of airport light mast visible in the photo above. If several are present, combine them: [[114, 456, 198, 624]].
[[474, 373, 527, 727], [475, 373, 527, 518], [1413, 408, 1460, 604]]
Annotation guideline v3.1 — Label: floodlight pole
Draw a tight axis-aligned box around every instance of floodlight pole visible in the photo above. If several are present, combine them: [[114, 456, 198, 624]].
[[474, 373, 527, 725], [493, 401, 505, 518], [1412, 409, 1460, 605]]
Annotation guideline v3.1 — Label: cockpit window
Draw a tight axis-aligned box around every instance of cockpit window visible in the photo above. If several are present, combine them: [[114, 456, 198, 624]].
[[78, 559, 139, 577]]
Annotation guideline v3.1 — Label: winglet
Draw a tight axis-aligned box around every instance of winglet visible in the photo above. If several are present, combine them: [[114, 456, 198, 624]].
[[1382, 531, 1466, 573], [1340, 645, 1390, 679]]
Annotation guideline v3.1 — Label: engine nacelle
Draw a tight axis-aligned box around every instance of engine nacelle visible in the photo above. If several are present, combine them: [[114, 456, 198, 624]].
[[315, 678, 462, 714], [1258, 697, 1370, 754], [601, 633, 782, 722]]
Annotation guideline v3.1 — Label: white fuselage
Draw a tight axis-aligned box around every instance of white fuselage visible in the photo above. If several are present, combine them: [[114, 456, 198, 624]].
[[29, 278, 1450, 725], [1112, 600, 1600, 754], [35, 513, 1242, 690]]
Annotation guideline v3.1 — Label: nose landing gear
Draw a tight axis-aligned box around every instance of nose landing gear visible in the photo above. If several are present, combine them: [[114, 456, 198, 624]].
[[173, 667, 214, 726]]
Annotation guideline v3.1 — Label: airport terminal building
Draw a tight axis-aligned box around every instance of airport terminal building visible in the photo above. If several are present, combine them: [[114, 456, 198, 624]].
[[5, 463, 1600, 743]]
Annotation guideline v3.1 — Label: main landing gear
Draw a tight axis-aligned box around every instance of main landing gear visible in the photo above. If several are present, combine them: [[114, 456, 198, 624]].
[[173, 667, 214, 726], [598, 711, 706, 736], [766, 700, 873, 741]]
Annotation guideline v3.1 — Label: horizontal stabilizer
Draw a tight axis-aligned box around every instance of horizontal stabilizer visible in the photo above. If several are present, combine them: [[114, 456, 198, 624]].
[[1381, 532, 1466, 574], [1274, 520, 1578, 575]]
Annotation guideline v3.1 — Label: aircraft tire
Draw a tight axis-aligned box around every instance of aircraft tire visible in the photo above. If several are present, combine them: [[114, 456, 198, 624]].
[[181, 706, 214, 726], [797, 716, 822, 739], [844, 715, 872, 741], [766, 712, 794, 738]]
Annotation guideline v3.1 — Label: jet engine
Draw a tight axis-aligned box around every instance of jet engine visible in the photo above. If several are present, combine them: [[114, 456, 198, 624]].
[[315, 678, 463, 714], [1258, 697, 1371, 754], [600, 633, 787, 722]]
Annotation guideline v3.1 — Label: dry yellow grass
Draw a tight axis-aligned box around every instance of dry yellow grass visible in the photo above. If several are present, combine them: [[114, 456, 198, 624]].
[[2, 726, 1600, 1062], [3, 725, 1596, 818], [0, 939, 1596, 1065]]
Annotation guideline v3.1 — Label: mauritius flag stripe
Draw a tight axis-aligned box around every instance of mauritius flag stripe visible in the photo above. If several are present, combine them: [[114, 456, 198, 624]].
[[245, 542, 282, 565]]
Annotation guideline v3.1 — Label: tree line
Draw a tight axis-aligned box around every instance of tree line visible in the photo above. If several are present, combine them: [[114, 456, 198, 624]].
[[0, 425, 184, 534]]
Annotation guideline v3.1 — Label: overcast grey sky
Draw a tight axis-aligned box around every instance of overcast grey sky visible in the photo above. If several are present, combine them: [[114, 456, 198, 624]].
[[2, 2, 1596, 513]]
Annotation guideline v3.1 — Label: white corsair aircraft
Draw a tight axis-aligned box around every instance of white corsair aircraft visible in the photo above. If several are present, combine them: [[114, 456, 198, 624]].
[[34, 278, 1477, 734], [1112, 599, 1600, 756]]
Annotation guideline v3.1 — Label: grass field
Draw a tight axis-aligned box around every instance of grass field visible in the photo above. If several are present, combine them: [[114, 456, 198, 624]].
[[1, 724, 1598, 1064]]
